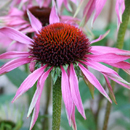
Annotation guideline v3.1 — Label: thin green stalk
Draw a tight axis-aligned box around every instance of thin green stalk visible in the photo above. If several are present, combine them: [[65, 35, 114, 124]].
[[102, 0, 130, 130], [116, 0, 130, 49], [52, 77, 62, 130]]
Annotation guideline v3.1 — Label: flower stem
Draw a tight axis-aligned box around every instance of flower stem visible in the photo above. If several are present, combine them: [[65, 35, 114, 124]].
[[116, 0, 130, 49], [52, 77, 62, 130], [102, 0, 130, 130]]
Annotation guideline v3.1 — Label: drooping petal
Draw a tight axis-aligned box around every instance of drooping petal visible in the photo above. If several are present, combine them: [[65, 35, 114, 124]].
[[27, 67, 52, 117], [82, 72, 95, 99], [115, 0, 125, 28], [0, 57, 31, 75], [27, 10, 42, 33], [83, 0, 107, 25], [91, 46, 130, 55], [69, 64, 86, 119], [82, 60, 117, 75], [12, 65, 47, 102], [30, 98, 40, 130], [61, 66, 73, 122], [82, 60, 130, 89], [83, 0, 95, 23], [71, 104, 77, 130], [90, 30, 110, 44], [107, 73, 130, 89], [103, 75, 117, 104], [57, 0, 64, 10], [9, 7, 24, 16], [107, 61, 130, 69], [42, 0, 51, 7], [92, 0, 107, 23], [0, 27, 33, 45], [0, 51, 30, 59], [87, 53, 130, 63], [79, 63, 112, 102], [49, 0, 60, 24]]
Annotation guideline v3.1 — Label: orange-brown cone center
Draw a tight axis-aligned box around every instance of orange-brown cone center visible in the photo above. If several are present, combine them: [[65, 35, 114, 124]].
[[30, 23, 90, 66]]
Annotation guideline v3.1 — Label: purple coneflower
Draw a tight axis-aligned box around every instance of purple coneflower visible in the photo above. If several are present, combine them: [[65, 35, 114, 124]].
[[0, 10, 130, 130], [0, 0, 78, 51]]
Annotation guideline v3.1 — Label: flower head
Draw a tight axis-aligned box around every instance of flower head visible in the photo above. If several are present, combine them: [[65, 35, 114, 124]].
[[0, 10, 130, 130], [31, 23, 90, 66]]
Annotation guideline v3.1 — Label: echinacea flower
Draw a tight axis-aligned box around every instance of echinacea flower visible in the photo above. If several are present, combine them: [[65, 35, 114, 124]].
[[0, 2, 51, 51], [0, 0, 79, 51], [0, 10, 130, 130], [83, 0, 125, 28]]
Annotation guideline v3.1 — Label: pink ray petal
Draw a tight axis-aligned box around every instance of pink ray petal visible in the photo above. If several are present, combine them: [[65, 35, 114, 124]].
[[82, 60, 117, 75], [0, 51, 30, 59], [0, 27, 33, 45], [9, 7, 24, 16], [63, 0, 72, 12], [83, 0, 95, 23], [36, 0, 43, 8], [87, 53, 130, 63], [42, 0, 51, 7], [29, 67, 53, 130], [91, 46, 130, 55], [29, 59, 36, 73], [30, 98, 40, 130], [49, 0, 60, 24], [103, 75, 117, 104], [92, 0, 107, 23], [79, 63, 112, 103], [69, 64, 86, 119], [61, 66, 73, 122], [90, 30, 110, 44], [106, 73, 130, 89], [57, 0, 64, 10], [12, 65, 47, 102], [0, 57, 31, 75], [115, 0, 125, 28], [81, 60, 130, 89], [27, 10, 42, 34], [71, 104, 77, 130], [27, 67, 52, 117], [107, 61, 130, 69]]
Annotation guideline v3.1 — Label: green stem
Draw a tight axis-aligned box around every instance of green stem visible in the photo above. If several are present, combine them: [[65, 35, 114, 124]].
[[102, 0, 130, 130], [52, 77, 62, 130], [116, 0, 130, 49]]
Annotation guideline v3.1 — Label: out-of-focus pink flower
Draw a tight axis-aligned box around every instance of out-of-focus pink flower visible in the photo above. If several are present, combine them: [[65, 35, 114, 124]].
[[0, 0, 79, 51], [83, 0, 125, 28], [0, 7, 130, 130]]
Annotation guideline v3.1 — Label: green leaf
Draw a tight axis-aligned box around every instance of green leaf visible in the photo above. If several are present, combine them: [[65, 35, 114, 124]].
[[75, 109, 96, 130], [0, 94, 15, 105], [20, 128, 28, 130], [113, 88, 130, 118]]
